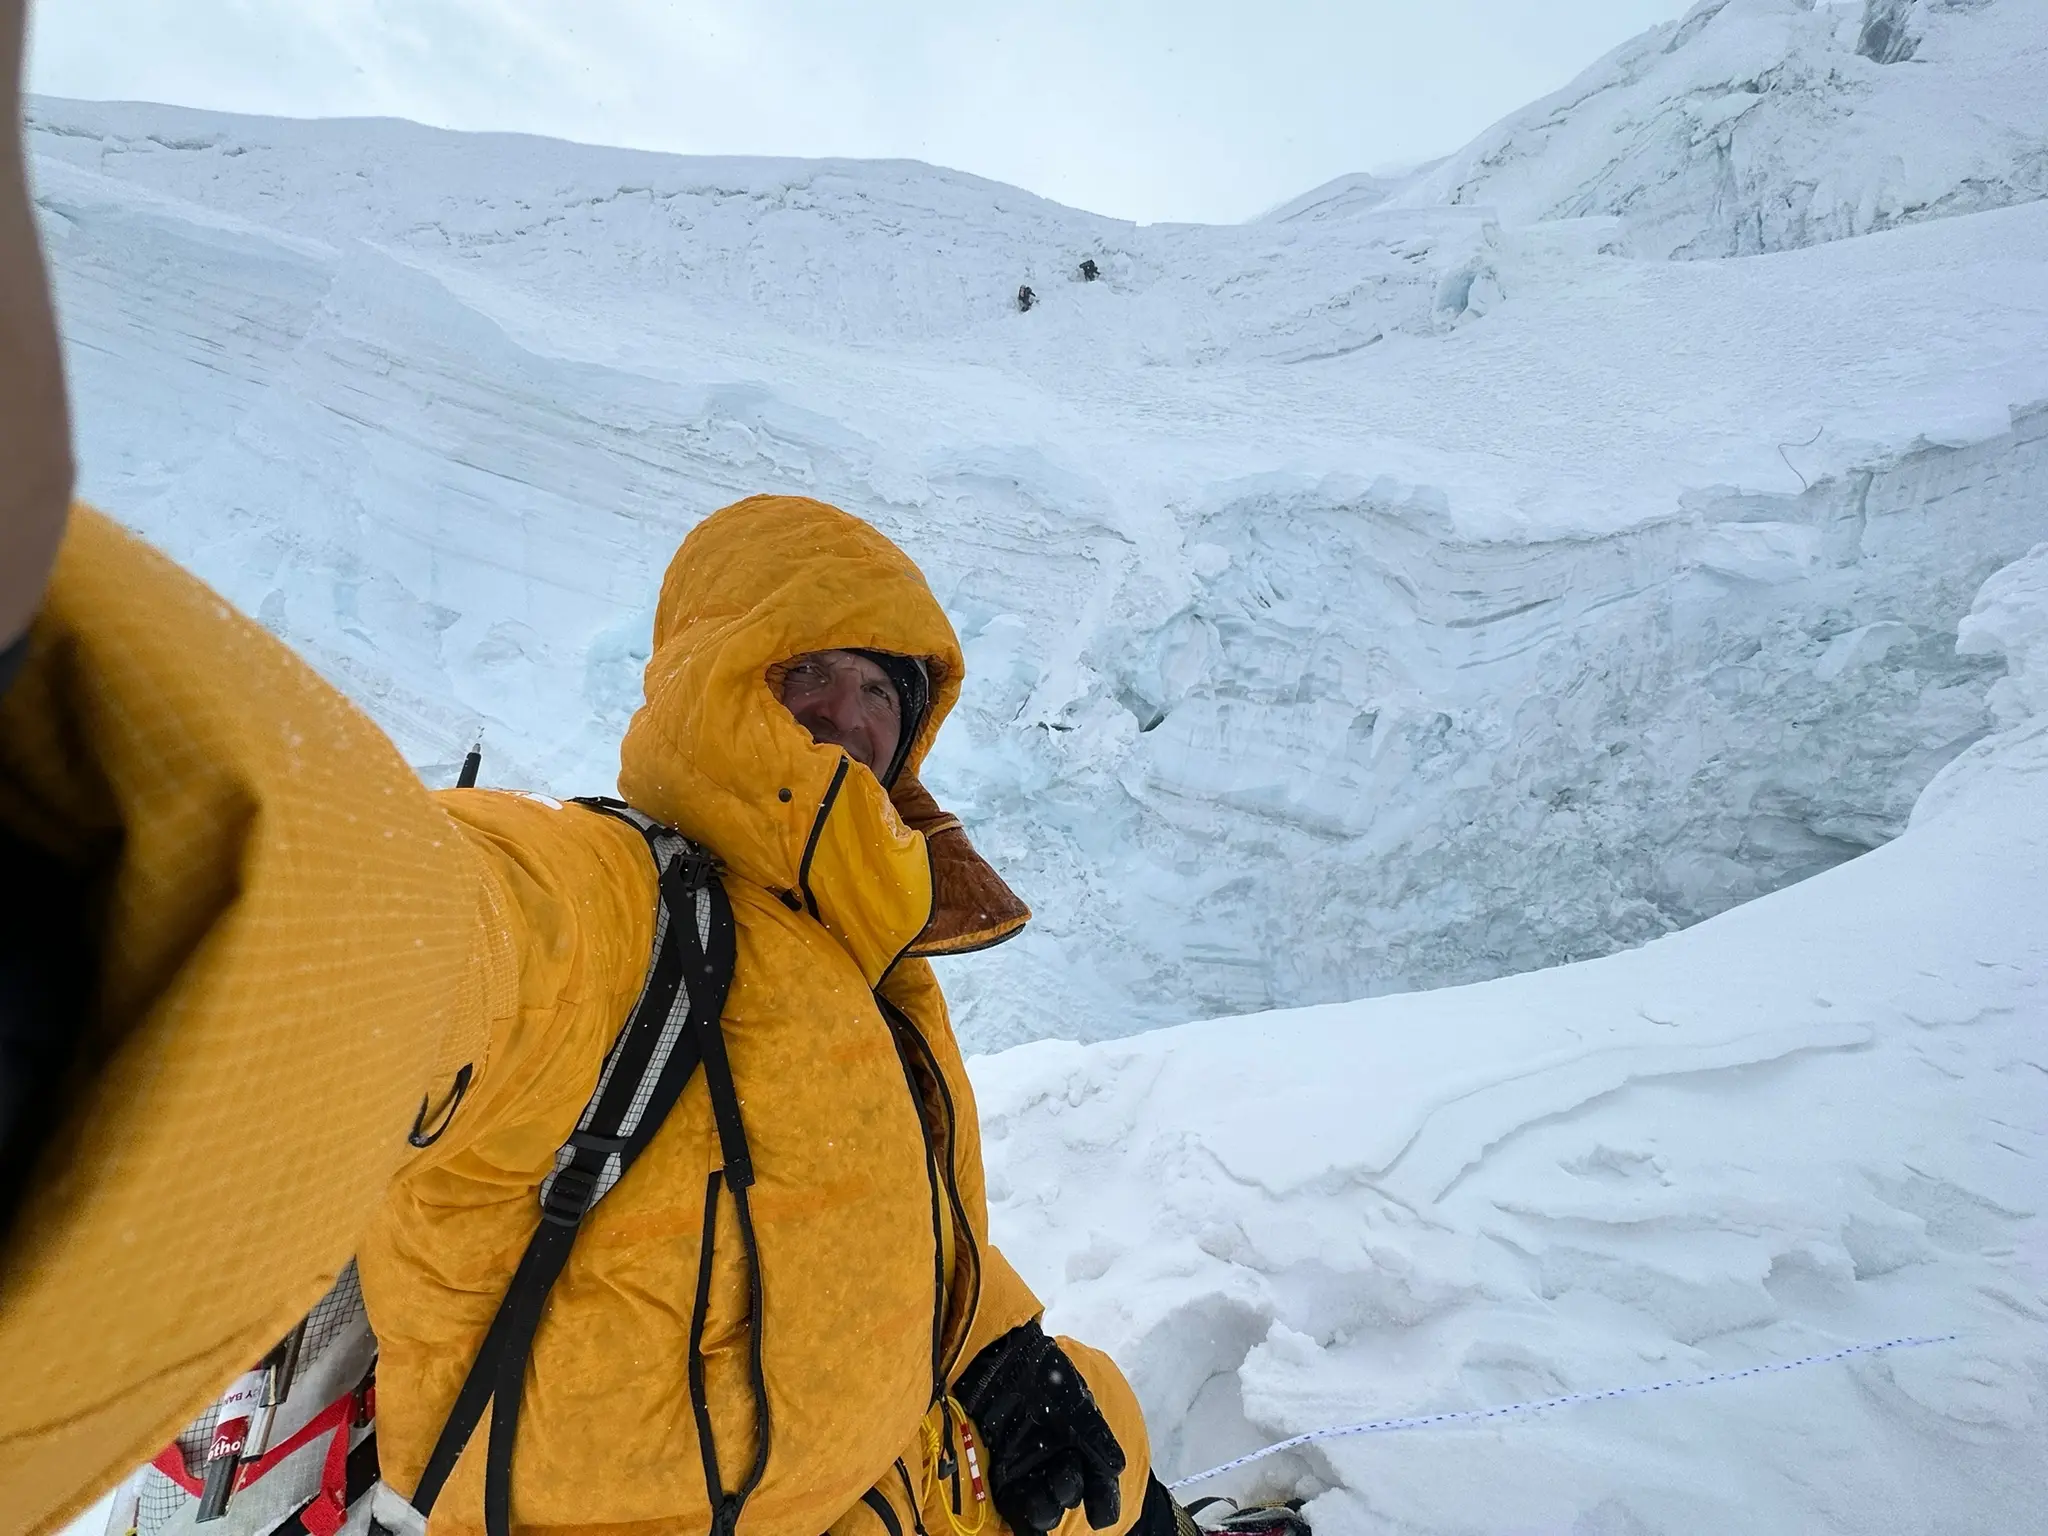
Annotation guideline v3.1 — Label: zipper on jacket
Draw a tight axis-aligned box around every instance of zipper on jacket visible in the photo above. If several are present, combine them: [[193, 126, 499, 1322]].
[[873, 834, 940, 992], [795, 757, 851, 920], [879, 997, 984, 1384], [887, 1005, 984, 1527], [884, 1013, 950, 1408]]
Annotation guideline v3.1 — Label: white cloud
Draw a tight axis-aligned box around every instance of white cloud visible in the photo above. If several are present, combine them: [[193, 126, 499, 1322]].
[[27, 0, 1696, 222]]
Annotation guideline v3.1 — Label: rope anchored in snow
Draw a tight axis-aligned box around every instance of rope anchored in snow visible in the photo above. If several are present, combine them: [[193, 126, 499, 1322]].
[[1168, 1331, 1961, 1489]]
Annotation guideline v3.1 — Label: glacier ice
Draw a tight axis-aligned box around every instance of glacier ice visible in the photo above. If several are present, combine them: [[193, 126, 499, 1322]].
[[31, 85, 2048, 1044]]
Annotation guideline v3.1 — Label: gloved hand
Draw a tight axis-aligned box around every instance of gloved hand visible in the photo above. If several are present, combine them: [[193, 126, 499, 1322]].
[[953, 1320, 1126, 1536]]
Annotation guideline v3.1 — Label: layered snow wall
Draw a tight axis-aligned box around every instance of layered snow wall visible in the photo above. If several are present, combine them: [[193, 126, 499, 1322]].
[[30, 81, 2048, 1043]]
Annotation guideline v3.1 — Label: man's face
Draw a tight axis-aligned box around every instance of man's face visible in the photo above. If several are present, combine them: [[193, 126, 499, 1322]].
[[776, 650, 903, 777]]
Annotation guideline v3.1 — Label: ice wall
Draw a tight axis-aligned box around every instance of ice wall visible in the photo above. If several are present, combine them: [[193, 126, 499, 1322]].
[[975, 543, 2048, 1532], [1027, 412, 2047, 1022], [28, 11, 2048, 1045]]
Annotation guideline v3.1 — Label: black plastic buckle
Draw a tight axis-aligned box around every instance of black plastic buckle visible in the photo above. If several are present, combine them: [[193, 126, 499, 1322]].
[[540, 1163, 599, 1226], [677, 850, 716, 895], [721, 1152, 755, 1192]]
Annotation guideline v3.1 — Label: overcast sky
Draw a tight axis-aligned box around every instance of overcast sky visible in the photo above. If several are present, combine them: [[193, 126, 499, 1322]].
[[27, 1, 1695, 224]]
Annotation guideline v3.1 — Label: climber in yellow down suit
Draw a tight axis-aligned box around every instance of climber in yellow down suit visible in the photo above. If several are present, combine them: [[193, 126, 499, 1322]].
[[0, 0, 1187, 1523], [2, 492, 1179, 1536]]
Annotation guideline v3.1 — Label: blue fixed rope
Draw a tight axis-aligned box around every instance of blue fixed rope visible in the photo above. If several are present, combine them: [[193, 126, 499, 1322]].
[[1169, 1331, 1960, 1489]]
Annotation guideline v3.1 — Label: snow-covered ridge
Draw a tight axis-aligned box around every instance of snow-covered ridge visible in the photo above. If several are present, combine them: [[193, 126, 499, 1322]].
[[30, 65, 2048, 1043], [1395, 0, 2048, 259], [25, 96, 1480, 363]]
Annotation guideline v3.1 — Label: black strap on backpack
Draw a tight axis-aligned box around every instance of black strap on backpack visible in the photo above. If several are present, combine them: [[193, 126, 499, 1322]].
[[407, 798, 769, 1536]]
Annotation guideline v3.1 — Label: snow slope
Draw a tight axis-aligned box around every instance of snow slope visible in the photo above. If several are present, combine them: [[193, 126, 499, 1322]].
[[29, 27, 2048, 1041], [982, 553, 2048, 1531]]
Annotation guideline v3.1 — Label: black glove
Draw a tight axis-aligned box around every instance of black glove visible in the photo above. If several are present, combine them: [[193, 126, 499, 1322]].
[[954, 1320, 1126, 1536]]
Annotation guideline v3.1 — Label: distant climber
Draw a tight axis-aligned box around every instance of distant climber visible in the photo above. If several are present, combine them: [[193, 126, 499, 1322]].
[[1079, 259, 1099, 282], [1018, 284, 1037, 312]]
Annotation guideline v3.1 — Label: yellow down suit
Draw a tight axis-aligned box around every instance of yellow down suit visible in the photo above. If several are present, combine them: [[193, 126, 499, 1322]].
[[0, 496, 1150, 1536]]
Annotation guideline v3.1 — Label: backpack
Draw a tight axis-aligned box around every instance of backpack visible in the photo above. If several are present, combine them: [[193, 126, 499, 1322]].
[[115, 799, 753, 1536], [105, 1265, 377, 1536]]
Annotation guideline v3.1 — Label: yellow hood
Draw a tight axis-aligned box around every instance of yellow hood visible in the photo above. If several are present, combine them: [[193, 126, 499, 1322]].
[[618, 495, 966, 983]]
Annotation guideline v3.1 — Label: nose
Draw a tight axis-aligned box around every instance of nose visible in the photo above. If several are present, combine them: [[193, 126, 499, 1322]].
[[792, 674, 874, 764]]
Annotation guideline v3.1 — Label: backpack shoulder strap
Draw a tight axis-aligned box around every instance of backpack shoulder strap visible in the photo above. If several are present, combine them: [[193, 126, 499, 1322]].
[[407, 798, 754, 1536]]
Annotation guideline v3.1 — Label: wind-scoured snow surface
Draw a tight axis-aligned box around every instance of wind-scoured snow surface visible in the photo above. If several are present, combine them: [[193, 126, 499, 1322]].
[[29, 0, 2048, 1528]]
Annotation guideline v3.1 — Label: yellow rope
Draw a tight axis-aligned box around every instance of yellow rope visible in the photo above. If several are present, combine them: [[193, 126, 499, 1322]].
[[919, 1396, 989, 1536]]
